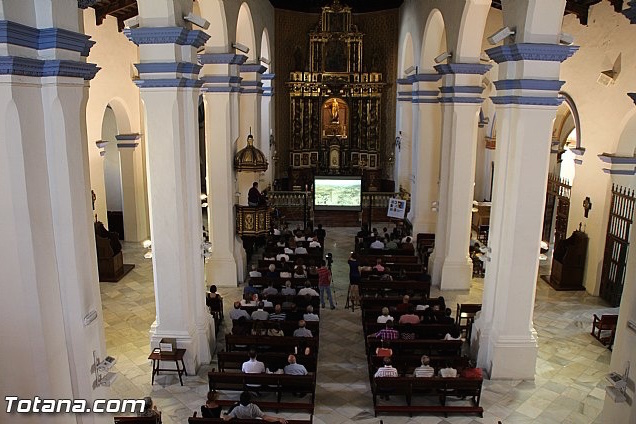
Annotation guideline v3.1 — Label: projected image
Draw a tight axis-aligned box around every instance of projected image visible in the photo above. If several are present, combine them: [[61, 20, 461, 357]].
[[314, 178, 362, 210]]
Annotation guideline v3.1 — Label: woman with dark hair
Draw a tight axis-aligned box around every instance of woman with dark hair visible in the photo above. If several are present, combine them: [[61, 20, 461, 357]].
[[222, 391, 287, 422], [347, 252, 361, 305], [201, 391, 222, 418]]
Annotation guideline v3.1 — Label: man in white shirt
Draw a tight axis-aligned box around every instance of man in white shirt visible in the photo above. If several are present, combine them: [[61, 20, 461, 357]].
[[283, 355, 308, 375], [242, 350, 266, 374], [229, 301, 251, 321], [249, 265, 262, 278], [309, 240, 321, 248], [294, 245, 308, 255], [370, 237, 385, 249], [281, 280, 296, 296], [276, 252, 290, 262], [303, 305, 319, 321], [374, 357, 398, 378], [377, 307, 394, 324], [284, 246, 294, 254], [439, 366, 458, 378], [413, 355, 435, 377], [298, 282, 319, 297]]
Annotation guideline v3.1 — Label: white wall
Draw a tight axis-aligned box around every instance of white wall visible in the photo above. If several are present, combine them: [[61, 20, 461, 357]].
[[101, 106, 123, 212]]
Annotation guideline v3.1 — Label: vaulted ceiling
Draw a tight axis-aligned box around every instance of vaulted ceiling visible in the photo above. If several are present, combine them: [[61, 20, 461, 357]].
[[79, 0, 625, 31]]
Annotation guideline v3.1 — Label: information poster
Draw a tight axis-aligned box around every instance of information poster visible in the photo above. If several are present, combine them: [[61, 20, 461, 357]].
[[387, 198, 406, 219]]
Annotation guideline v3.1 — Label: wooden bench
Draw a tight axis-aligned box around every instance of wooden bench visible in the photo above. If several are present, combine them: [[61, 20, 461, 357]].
[[230, 320, 320, 338], [359, 296, 444, 311], [225, 334, 319, 354], [372, 376, 483, 418], [217, 351, 317, 373], [207, 370, 316, 414], [456, 303, 482, 343], [366, 338, 462, 357], [359, 254, 418, 264], [113, 417, 159, 424], [369, 354, 469, 376], [363, 322, 455, 340], [189, 418, 311, 424], [591, 314, 618, 347], [357, 280, 431, 298], [248, 277, 318, 289]]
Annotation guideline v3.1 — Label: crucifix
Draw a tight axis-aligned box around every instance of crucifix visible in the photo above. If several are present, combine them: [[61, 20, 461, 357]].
[[583, 196, 592, 218]]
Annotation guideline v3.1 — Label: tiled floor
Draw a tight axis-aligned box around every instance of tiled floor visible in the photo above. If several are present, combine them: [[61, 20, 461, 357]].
[[101, 226, 616, 423]]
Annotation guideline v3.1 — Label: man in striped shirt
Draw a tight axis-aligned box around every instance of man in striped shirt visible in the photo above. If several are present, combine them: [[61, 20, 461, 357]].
[[413, 355, 435, 377], [374, 357, 398, 378], [373, 320, 399, 341], [269, 304, 286, 321]]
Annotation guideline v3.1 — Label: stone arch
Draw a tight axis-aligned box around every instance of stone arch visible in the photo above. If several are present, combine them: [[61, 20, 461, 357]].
[[197, 0, 229, 50], [236, 2, 257, 61], [399, 32, 415, 76], [454, 0, 491, 62], [420, 9, 446, 72], [260, 27, 271, 70], [499, 0, 566, 44], [557, 92, 581, 149], [616, 109, 636, 157], [105, 97, 132, 135]]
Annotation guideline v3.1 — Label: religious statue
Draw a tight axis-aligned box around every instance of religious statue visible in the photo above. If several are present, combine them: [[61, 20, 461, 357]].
[[329, 98, 339, 123]]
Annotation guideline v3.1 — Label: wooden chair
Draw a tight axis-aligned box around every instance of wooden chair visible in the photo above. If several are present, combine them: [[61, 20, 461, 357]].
[[456, 304, 482, 344], [591, 314, 618, 347]]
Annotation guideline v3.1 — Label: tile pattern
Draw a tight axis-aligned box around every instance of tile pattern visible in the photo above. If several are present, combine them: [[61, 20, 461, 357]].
[[100, 226, 615, 423]]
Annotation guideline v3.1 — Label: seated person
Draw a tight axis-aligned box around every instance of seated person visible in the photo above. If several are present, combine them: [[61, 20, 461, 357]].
[[243, 283, 259, 297], [294, 245, 308, 255], [307, 260, 319, 277], [283, 354, 308, 375], [279, 269, 292, 279], [298, 281, 319, 297], [251, 320, 267, 336], [375, 340, 393, 357], [283, 246, 294, 254], [443, 326, 462, 340], [241, 350, 265, 374], [293, 265, 307, 278], [293, 320, 313, 337], [373, 258, 385, 272], [201, 391, 222, 418], [399, 305, 421, 324], [262, 282, 278, 297], [373, 320, 399, 340], [400, 323, 416, 340], [303, 305, 319, 321], [377, 307, 394, 324], [374, 357, 398, 377], [267, 322, 284, 337], [385, 235, 399, 250], [269, 304, 286, 321], [266, 264, 279, 278], [439, 364, 458, 378], [250, 302, 269, 320], [309, 239, 321, 248], [241, 293, 258, 307], [229, 301, 250, 321], [276, 252, 290, 262], [249, 265, 262, 278], [281, 280, 296, 296], [137, 397, 161, 421], [439, 308, 455, 325], [294, 231, 306, 242], [370, 237, 385, 249], [413, 355, 435, 377], [395, 295, 411, 314], [222, 391, 287, 423]]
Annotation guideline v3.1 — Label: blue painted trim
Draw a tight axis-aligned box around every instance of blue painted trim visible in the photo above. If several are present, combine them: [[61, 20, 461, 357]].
[[491, 95, 563, 106], [412, 73, 442, 82], [117, 142, 139, 149], [198, 53, 247, 65], [413, 98, 440, 104], [396, 78, 411, 85], [95, 141, 108, 148], [397, 97, 412, 102], [261, 73, 275, 81], [200, 75, 242, 84], [598, 154, 636, 165], [397, 91, 412, 97], [262, 92, 275, 97], [434, 63, 491, 75], [570, 147, 585, 157], [494, 79, 565, 91], [0, 20, 95, 57], [115, 134, 141, 141], [412, 90, 439, 97], [603, 168, 636, 175], [0, 56, 99, 79], [440, 85, 484, 94], [125, 27, 210, 48], [241, 87, 264, 94], [202, 86, 241, 93], [439, 96, 484, 104], [135, 62, 202, 75], [240, 63, 267, 74], [628, 93, 636, 106], [134, 78, 203, 88], [241, 80, 263, 87], [486, 43, 579, 64]]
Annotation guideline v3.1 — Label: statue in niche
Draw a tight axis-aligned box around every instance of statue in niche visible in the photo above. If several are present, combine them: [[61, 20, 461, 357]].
[[329, 98, 339, 123]]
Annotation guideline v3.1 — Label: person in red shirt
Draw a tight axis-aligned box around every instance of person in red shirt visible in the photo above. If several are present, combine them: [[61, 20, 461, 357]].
[[399, 305, 421, 324], [395, 295, 411, 314], [317, 260, 335, 309]]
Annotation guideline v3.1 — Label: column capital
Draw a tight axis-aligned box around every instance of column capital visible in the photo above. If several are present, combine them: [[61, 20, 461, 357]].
[[201, 75, 242, 93], [134, 78, 203, 88], [0, 20, 96, 56], [486, 43, 578, 64], [598, 153, 636, 175], [491, 79, 566, 106], [239, 63, 267, 74], [124, 27, 210, 48], [116, 134, 141, 149], [412, 90, 440, 104], [434, 63, 491, 75], [198, 53, 247, 65], [0, 56, 99, 80]]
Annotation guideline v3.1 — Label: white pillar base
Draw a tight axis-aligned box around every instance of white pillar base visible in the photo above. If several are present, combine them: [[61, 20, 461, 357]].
[[205, 255, 238, 288], [429, 249, 442, 287], [234, 237, 247, 282], [440, 257, 472, 290], [485, 332, 539, 380]]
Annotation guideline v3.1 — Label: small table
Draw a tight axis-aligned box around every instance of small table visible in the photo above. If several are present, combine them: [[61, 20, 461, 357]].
[[148, 348, 187, 386]]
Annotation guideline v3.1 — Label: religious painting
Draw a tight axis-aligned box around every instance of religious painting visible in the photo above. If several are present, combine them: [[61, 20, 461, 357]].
[[325, 40, 347, 72], [302, 153, 310, 166], [369, 154, 377, 169], [351, 152, 359, 166], [310, 152, 318, 165], [293, 153, 301, 167], [360, 153, 368, 167], [322, 98, 348, 138]]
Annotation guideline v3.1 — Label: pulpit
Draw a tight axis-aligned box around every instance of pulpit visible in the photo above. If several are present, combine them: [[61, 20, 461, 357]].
[[548, 230, 588, 291], [235, 205, 271, 237]]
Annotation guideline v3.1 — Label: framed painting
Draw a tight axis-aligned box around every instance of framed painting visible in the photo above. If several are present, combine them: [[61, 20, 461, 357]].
[[351, 152, 359, 166], [302, 153, 310, 166], [369, 154, 377, 168], [310, 152, 318, 165], [293, 153, 301, 167]]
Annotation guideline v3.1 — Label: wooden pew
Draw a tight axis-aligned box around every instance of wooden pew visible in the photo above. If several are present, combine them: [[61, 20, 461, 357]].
[[365, 338, 462, 357], [207, 370, 316, 414], [225, 334, 319, 354], [357, 280, 431, 298], [363, 322, 455, 340], [217, 351, 318, 373], [372, 376, 484, 417], [230, 319, 320, 338], [247, 277, 318, 289], [368, 354, 469, 376], [359, 296, 444, 311], [113, 418, 159, 424], [358, 254, 418, 265]]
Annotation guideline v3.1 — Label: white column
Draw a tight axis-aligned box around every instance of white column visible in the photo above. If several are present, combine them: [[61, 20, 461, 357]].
[[408, 73, 442, 235], [261, 73, 275, 187], [0, 4, 109, 423], [474, 43, 577, 379], [199, 53, 246, 288], [126, 6, 212, 371], [435, 63, 491, 290], [116, 134, 149, 242], [395, 79, 413, 190]]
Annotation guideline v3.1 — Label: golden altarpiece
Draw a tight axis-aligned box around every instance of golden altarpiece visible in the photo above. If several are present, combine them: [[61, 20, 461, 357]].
[[286, 1, 384, 188]]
